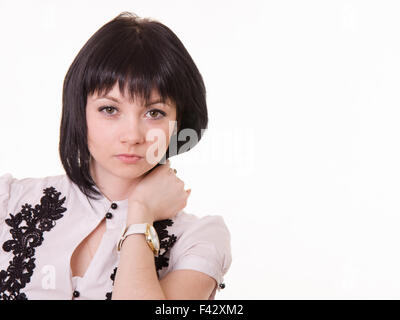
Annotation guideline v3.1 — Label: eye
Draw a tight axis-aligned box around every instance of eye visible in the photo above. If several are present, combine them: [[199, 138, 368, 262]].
[[146, 109, 166, 120], [99, 106, 118, 116]]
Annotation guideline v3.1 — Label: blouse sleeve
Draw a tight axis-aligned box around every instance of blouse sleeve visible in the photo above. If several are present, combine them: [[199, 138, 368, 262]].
[[168, 214, 232, 293], [0, 173, 15, 222]]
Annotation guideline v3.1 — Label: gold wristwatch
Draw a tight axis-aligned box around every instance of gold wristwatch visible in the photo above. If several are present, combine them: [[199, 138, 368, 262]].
[[117, 223, 160, 256]]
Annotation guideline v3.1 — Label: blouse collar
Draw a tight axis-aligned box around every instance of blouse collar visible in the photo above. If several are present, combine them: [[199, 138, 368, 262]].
[[69, 179, 129, 230], [91, 185, 129, 229]]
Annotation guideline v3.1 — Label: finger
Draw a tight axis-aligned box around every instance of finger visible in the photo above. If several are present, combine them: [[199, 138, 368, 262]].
[[186, 188, 191, 196]]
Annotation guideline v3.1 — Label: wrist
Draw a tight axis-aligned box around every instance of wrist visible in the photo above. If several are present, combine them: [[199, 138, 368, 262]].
[[127, 200, 154, 225]]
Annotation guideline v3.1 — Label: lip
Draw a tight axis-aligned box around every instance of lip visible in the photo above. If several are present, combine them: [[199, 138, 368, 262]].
[[116, 154, 143, 164], [117, 153, 143, 158]]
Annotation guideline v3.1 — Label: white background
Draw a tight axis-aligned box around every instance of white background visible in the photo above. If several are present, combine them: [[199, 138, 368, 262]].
[[1, 0, 400, 299]]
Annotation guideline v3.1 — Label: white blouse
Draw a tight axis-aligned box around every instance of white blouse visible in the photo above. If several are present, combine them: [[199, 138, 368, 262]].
[[0, 173, 232, 300]]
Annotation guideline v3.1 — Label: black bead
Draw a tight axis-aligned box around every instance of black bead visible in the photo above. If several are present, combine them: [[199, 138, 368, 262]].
[[105, 212, 113, 219], [73, 290, 80, 298], [219, 283, 226, 289], [111, 203, 118, 210]]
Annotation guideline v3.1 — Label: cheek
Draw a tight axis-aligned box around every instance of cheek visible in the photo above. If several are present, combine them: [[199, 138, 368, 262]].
[[87, 117, 113, 154], [148, 123, 175, 148]]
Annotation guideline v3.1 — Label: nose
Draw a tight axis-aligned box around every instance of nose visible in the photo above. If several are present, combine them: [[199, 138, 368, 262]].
[[119, 114, 146, 145]]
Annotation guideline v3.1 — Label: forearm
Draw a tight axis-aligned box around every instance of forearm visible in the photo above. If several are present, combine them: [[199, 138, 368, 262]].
[[111, 202, 166, 300]]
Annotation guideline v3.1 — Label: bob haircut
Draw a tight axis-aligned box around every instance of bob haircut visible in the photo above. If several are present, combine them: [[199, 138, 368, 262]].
[[59, 12, 208, 200]]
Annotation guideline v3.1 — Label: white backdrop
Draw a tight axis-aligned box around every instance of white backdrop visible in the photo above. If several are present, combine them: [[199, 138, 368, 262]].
[[1, 0, 400, 299]]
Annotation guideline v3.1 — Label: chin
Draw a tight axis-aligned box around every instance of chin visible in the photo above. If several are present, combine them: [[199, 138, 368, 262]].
[[108, 165, 146, 180]]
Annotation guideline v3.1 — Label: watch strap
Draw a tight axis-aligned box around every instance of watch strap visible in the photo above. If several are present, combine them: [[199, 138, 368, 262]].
[[117, 223, 159, 256], [117, 223, 148, 252], [123, 223, 148, 237]]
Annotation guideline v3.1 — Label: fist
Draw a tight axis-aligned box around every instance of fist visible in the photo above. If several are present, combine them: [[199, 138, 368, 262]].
[[127, 160, 191, 224]]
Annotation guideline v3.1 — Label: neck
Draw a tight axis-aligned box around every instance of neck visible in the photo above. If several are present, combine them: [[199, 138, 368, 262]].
[[90, 161, 142, 202]]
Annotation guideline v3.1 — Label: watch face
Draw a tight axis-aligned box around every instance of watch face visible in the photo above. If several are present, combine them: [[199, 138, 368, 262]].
[[149, 225, 160, 251]]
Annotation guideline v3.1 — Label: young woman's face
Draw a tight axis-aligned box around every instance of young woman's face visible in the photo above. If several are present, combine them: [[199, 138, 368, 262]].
[[86, 83, 177, 181]]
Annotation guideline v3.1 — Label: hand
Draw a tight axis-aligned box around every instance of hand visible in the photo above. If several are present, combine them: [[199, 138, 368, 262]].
[[127, 160, 191, 224]]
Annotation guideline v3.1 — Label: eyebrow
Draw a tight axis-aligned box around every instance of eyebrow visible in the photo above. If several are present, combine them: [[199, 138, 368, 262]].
[[96, 95, 170, 108]]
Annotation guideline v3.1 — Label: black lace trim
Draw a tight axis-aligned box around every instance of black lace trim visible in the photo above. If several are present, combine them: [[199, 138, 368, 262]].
[[154, 219, 177, 273], [0, 187, 67, 300], [105, 218, 177, 299]]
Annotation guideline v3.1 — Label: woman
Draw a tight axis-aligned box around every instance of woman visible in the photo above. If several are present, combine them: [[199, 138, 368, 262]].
[[0, 12, 231, 300]]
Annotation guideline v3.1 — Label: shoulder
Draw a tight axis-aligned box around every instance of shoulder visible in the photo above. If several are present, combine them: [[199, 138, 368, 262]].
[[0, 172, 70, 192], [0, 172, 71, 220], [170, 211, 231, 244]]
